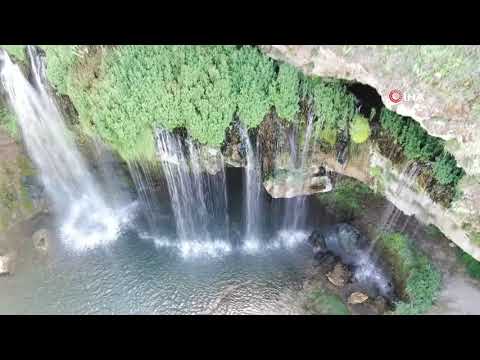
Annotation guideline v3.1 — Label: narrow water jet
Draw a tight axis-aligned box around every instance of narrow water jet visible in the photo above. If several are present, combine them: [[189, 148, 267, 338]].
[[238, 123, 263, 245], [128, 160, 168, 232], [155, 129, 229, 247], [282, 108, 315, 231], [0, 46, 122, 251]]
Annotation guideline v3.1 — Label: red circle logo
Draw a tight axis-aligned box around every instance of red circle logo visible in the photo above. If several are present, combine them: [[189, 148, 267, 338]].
[[389, 89, 403, 103]]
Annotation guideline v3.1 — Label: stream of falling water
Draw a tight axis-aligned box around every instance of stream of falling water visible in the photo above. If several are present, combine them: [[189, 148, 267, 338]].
[[154, 129, 230, 256], [282, 108, 315, 231], [238, 123, 264, 249], [0, 46, 130, 251], [365, 161, 422, 257]]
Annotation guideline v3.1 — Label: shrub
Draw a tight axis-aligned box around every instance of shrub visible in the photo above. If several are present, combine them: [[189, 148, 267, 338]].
[[377, 232, 441, 315], [270, 63, 300, 122], [39, 45, 360, 162], [433, 152, 465, 186], [41, 45, 287, 160], [379, 108, 464, 196], [41, 45, 81, 95], [350, 114, 371, 144], [310, 78, 356, 134], [317, 177, 377, 220], [458, 250, 480, 279], [231, 46, 276, 128], [0, 102, 18, 138], [304, 288, 350, 315], [319, 126, 337, 146], [0, 45, 26, 63]]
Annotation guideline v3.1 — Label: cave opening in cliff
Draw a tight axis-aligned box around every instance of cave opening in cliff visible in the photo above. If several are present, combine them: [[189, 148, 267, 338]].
[[347, 82, 384, 119]]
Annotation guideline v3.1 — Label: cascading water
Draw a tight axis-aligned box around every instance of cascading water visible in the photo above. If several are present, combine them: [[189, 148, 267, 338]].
[[376, 162, 421, 235], [128, 160, 168, 232], [155, 129, 230, 256], [238, 123, 264, 248], [282, 108, 315, 231], [0, 46, 122, 251], [365, 162, 422, 255]]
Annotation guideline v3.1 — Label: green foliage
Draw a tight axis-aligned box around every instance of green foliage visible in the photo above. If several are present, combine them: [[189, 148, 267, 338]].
[[0, 45, 26, 63], [379, 108, 464, 191], [39, 45, 361, 161], [380, 108, 443, 162], [231, 46, 276, 128], [306, 78, 356, 144], [378, 233, 417, 277], [41, 45, 80, 95], [317, 177, 377, 220], [41, 45, 312, 160], [379, 108, 405, 140], [270, 63, 300, 122], [0, 102, 18, 138], [319, 126, 337, 145], [433, 152, 465, 186], [304, 288, 350, 315], [378, 232, 441, 315], [458, 250, 480, 279], [312, 78, 356, 131], [350, 114, 371, 144], [370, 165, 383, 178]]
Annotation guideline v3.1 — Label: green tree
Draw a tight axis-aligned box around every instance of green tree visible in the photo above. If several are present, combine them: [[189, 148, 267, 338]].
[[350, 114, 371, 144], [271, 63, 300, 122]]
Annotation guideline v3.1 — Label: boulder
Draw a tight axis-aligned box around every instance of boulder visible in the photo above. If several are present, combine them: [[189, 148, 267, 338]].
[[0, 249, 15, 275], [348, 292, 369, 304], [32, 228, 50, 252], [308, 229, 327, 254], [326, 263, 351, 287]]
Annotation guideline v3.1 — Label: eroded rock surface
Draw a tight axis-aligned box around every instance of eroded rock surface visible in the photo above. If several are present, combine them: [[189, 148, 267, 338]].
[[32, 228, 50, 252], [260, 45, 480, 177], [0, 248, 15, 275]]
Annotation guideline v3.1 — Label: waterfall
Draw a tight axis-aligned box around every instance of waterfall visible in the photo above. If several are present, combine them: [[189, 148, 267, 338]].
[[282, 109, 315, 231], [377, 162, 421, 234], [0, 46, 122, 251], [238, 123, 263, 246], [155, 129, 229, 247], [127, 160, 169, 232]]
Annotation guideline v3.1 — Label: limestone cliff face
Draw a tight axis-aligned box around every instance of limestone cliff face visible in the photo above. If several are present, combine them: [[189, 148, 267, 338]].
[[260, 45, 480, 176], [0, 129, 46, 234], [260, 45, 480, 259]]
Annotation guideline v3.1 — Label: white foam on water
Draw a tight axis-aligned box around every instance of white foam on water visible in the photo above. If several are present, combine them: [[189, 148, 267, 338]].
[[139, 233, 233, 259], [0, 47, 135, 252]]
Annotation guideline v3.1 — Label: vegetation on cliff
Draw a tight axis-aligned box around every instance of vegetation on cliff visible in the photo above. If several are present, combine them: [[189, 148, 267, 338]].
[[40, 45, 297, 160], [39, 45, 365, 162], [458, 249, 480, 279], [0, 45, 26, 63], [350, 114, 371, 144], [379, 108, 464, 188], [304, 287, 350, 315], [316, 177, 378, 221], [0, 101, 18, 139], [377, 232, 441, 315]]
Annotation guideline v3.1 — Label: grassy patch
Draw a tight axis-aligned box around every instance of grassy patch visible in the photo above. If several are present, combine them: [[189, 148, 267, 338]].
[[317, 177, 378, 220], [350, 114, 371, 144], [457, 250, 480, 279], [377, 232, 442, 315], [304, 288, 350, 315], [0, 102, 18, 139], [0, 45, 26, 63]]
